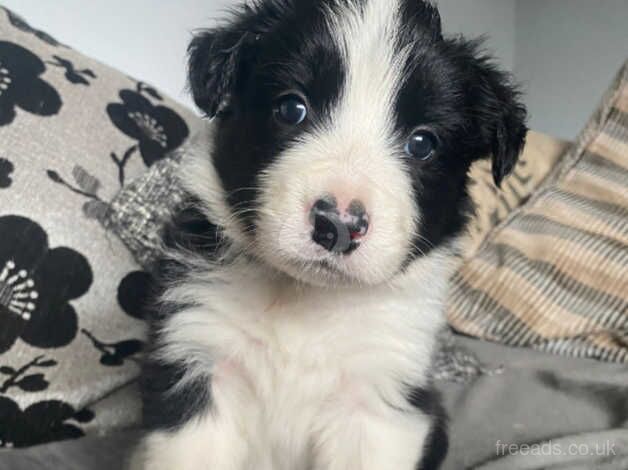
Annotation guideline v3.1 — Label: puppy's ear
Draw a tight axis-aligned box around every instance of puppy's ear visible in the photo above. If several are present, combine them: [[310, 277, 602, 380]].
[[188, 25, 255, 117], [188, 1, 290, 117], [415, 1, 443, 42], [458, 41, 528, 187]]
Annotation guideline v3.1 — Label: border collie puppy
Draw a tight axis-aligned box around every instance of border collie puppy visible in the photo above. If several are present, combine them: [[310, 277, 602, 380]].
[[131, 1, 526, 468]]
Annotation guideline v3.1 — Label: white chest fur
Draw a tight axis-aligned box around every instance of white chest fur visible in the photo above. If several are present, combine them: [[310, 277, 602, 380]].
[[147, 249, 456, 469]]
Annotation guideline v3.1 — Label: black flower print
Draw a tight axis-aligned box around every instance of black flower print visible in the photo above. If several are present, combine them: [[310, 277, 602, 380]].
[[0, 397, 93, 448], [0, 157, 14, 188], [0, 215, 92, 353], [81, 329, 143, 367], [0, 355, 56, 393], [46, 166, 113, 222], [0, 41, 62, 126], [107, 88, 189, 167], [117, 270, 153, 320], [3, 7, 64, 47], [47, 55, 96, 85], [109, 146, 138, 187], [135, 81, 163, 101]]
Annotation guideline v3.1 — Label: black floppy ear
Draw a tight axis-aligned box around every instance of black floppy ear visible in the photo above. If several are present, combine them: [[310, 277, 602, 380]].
[[187, 1, 289, 117], [461, 42, 528, 187], [187, 25, 254, 117], [409, 1, 443, 42]]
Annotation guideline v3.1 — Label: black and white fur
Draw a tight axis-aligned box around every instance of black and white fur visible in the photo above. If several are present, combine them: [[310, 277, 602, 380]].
[[131, 1, 526, 469]]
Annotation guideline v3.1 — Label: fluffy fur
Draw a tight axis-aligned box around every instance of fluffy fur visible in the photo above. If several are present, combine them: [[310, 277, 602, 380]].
[[131, 1, 526, 469]]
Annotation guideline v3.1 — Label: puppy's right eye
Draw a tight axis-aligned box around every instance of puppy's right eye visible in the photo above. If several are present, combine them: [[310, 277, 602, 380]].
[[274, 94, 307, 125]]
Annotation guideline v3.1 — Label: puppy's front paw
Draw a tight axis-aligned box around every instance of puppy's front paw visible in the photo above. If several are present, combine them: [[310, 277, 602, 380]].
[[129, 422, 254, 470], [127, 433, 209, 470]]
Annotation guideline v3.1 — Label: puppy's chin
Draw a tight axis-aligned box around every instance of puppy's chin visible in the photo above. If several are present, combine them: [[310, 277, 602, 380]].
[[264, 256, 389, 288], [252, 230, 408, 288], [270, 258, 365, 288]]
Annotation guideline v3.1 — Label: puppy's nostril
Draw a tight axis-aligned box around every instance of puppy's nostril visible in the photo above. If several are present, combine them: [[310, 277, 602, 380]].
[[312, 195, 337, 213], [310, 197, 350, 253], [312, 213, 344, 252], [348, 200, 366, 218], [347, 199, 369, 240]]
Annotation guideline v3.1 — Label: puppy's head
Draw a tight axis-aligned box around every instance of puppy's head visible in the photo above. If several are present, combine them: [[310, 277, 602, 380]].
[[186, 0, 526, 286]]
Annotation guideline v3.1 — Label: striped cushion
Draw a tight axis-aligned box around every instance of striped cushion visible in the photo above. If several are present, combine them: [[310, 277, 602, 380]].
[[465, 131, 570, 255], [447, 60, 628, 363]]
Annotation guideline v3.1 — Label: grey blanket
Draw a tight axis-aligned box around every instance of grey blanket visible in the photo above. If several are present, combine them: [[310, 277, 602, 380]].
[[439, 336, 628, 469]]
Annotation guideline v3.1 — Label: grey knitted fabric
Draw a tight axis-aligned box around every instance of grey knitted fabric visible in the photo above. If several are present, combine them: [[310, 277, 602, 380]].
[[432, 329, 504, 383], [101, 154, 188, 268]]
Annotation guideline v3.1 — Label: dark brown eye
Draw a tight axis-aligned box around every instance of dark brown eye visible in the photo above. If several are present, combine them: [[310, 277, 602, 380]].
[[274, 94, 307, 125], [405, 129, 438, 161]]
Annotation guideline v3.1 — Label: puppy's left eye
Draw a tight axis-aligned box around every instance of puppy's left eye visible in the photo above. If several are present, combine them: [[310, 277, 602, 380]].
[[405, 129, 438, 161], [274, 94, 308, 125]]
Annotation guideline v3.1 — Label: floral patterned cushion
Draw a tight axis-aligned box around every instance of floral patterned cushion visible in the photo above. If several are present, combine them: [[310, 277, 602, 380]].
[[0, 6, 201, 447]]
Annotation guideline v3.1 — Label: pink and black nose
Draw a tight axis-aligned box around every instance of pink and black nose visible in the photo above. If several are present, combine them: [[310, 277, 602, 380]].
[[309, 196, 369, 254]]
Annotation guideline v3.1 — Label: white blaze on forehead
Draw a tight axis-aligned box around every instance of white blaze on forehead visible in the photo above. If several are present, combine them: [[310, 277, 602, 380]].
[[251, 0, 419, 286], [326, 0, 408, 139]]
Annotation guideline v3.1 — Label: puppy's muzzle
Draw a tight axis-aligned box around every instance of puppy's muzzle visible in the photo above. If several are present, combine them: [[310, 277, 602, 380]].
[[310, 196, 369, 255]]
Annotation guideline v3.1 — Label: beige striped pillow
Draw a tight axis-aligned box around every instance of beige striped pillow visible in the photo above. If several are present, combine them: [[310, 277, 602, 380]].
[[447, 60, 628, 363], [465, 131, 571, 254]]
